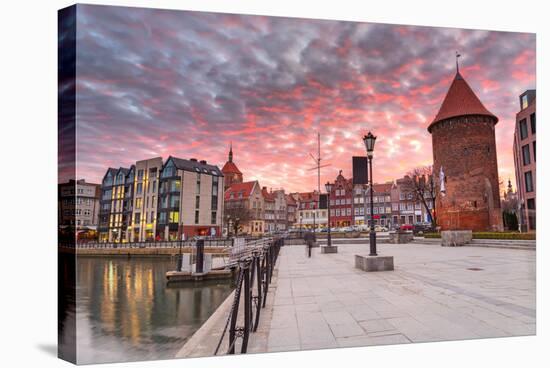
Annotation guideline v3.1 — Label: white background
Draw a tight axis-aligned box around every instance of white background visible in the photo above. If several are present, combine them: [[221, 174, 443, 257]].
[[0, 0, 547, 367]]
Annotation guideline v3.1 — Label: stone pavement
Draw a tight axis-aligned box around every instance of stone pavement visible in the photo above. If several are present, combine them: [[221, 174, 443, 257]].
[[248, 241, 535, 353]]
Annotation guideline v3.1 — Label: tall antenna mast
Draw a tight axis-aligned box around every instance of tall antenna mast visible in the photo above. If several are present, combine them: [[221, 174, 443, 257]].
[[308, 132, 331, 193]]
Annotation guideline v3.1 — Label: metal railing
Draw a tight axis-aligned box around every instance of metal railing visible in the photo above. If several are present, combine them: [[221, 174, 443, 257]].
[[75, 239, 233, 249], [214, 237, 283, 355]]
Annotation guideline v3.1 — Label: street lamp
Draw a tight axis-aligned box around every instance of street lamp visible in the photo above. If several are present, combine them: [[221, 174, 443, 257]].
[[325, 181, 334, 247], [362, 132, 377, 256]]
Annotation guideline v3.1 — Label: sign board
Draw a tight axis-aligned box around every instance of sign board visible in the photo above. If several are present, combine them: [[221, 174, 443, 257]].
[[352, 156, 368, 185], [319, 193, 328, 209]]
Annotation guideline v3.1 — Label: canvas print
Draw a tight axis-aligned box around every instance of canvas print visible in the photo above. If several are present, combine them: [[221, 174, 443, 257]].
[[58, 4, 536, 364]]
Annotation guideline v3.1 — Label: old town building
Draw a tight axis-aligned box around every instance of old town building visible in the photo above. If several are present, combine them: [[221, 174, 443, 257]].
[[292, 191, 327, 229], [224, 181, 265, 235], [329, 171, 353, 227], [428, 67, 503, 231], [513, 90, 536, 231]]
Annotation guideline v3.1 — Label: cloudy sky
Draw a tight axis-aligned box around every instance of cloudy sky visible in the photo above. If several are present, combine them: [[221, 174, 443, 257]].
[[73, 4, 535, 193]]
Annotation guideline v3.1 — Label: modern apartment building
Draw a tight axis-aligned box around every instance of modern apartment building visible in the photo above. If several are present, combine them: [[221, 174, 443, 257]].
[[513, 89, 536, 231], [131, 157, 163, 242], [58, 179, 101, 230], [156, 157, 225, 240], [98, 166, 135, 243]]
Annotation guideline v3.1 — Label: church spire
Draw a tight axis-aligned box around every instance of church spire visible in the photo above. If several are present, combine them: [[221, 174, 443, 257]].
[[228, 142, 233, 163]]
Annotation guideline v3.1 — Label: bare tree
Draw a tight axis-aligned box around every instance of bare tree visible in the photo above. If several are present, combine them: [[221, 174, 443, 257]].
[[224, 202, 252, 235], [401, 166, 438, 228]]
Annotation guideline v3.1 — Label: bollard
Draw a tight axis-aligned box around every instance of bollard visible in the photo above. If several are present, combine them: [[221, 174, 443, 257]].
[[196, 238, 205, 273]]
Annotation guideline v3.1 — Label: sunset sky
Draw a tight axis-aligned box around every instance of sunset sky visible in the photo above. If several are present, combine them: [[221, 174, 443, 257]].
[[73, 5, 536, 193]]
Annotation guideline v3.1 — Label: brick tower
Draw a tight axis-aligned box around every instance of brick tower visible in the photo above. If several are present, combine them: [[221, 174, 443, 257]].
[[428, 68, 503, 231], [221, 142, 243, 190]]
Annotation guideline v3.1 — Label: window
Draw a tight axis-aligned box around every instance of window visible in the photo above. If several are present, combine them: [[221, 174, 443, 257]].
[[136, 183, 143, 195], [195, 211, 199, 224], [149, 168, 157, 177], [530, 113, 536, 134], [211, 211, 217, 224], [170, 195, 179, 208], [135, 198, 142, 209], [170, 180, 181, 192], [408, 215, 414, 224], [521, 94, 529, 110], [169, 211, 179, 223], [158, 212, 167, 224], [533, 141, 536, 162], [522, 144, 531, 166], [134, 212, 141, 224], [519, 119, 528, 140], [525, 171, 534, 192], [416, 215, 422, 223], [527, 198, 536, 230], [137, 169, 144, 180], [195, 196, 200, 209], [211, 196, 218, 210]]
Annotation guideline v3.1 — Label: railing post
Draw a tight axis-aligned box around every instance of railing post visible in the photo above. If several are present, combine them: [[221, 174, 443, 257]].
[[241, 261, 251, 353], [228, 266, 244, 354], [253, 254, 262, 331]]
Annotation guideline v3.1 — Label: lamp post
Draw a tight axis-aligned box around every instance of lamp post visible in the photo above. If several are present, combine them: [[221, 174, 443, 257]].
[[363, 132, 377, 256], [325, 182, 334, 247]]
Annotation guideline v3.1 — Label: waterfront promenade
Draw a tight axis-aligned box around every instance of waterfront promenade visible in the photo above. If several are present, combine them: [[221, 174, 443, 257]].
[[247, 241, 535, 352]]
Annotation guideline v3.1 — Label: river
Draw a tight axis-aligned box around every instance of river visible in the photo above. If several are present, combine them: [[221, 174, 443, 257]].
[[75, 256, 233, 364]]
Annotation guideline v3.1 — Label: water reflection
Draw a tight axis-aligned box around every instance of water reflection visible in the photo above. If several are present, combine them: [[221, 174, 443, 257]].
[[76, 257, 233, 364]]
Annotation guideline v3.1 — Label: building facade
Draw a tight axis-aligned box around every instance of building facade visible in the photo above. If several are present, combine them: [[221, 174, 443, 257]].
[[271, 189, 288, 231], [329, 171, 353, 227], [98, 166, 135, 243], [428, 68, 503, 231], [59, 179, 101, 231], [131, 157, 163, 242], [224, 181, 265, 235], [156, 157, 224, 240], [293, 191, 328, 229], [513, 90, 536, 232]]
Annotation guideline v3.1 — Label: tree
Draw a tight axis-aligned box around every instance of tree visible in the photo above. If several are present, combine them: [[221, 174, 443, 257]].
[[401, 166, 438, 228], [224, 202, 252, 236]]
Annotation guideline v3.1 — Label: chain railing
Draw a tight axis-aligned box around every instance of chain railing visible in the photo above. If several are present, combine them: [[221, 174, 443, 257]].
[[214, 237, 283, 355]]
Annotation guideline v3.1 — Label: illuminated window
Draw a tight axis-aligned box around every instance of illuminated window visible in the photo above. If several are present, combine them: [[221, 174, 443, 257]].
[[169, 211, 179, 223]]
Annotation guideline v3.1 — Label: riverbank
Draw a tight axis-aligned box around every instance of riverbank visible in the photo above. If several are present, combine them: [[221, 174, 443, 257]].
[[59, 245, 229, 257]]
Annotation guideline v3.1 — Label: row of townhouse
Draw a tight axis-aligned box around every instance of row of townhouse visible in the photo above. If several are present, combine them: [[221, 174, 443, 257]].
[[98, 156, 224, 243], [295, 171, 434, 230]]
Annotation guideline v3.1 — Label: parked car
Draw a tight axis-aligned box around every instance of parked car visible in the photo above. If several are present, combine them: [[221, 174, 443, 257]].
[[374, 225, 388, 232], [398, 224, 414, 231], [413, 222, 434, 235]]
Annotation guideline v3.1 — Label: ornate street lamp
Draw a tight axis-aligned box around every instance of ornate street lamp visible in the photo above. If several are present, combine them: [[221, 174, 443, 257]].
[[362, 132, 377, 256], [325, 181, 334, 247]]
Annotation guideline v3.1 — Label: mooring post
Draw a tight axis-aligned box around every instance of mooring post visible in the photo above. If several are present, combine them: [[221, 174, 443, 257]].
[[196, 238, 205, 274]]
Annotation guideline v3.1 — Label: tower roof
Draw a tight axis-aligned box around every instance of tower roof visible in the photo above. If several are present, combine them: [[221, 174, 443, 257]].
[[428, 71, 498, 133], [221, 161, 242, 175]]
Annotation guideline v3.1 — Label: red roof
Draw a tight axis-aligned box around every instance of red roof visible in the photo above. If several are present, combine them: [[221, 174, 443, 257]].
[[373, 183, 393, 193], [261, 187, 275, 201], [224, 181, 256, 201], [428, 72, 498, 133], [221, 161, 242, 175]]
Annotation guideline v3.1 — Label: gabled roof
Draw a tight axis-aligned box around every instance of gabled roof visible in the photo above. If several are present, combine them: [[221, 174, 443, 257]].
[[428, 72, 498, 133], [225, 181, 258, 201], [261, 187, 275, 202], [221, 161, 242, 175], [373, 183, 393, 193], [167, 156, 223, 176], [285, 194, 297, 205]]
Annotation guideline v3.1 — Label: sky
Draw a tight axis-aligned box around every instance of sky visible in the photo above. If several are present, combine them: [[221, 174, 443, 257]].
[[71, 4, 536, 193]]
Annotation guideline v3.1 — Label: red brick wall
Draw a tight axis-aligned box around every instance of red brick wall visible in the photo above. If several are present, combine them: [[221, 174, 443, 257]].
[[431, 115, 503, 231]]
